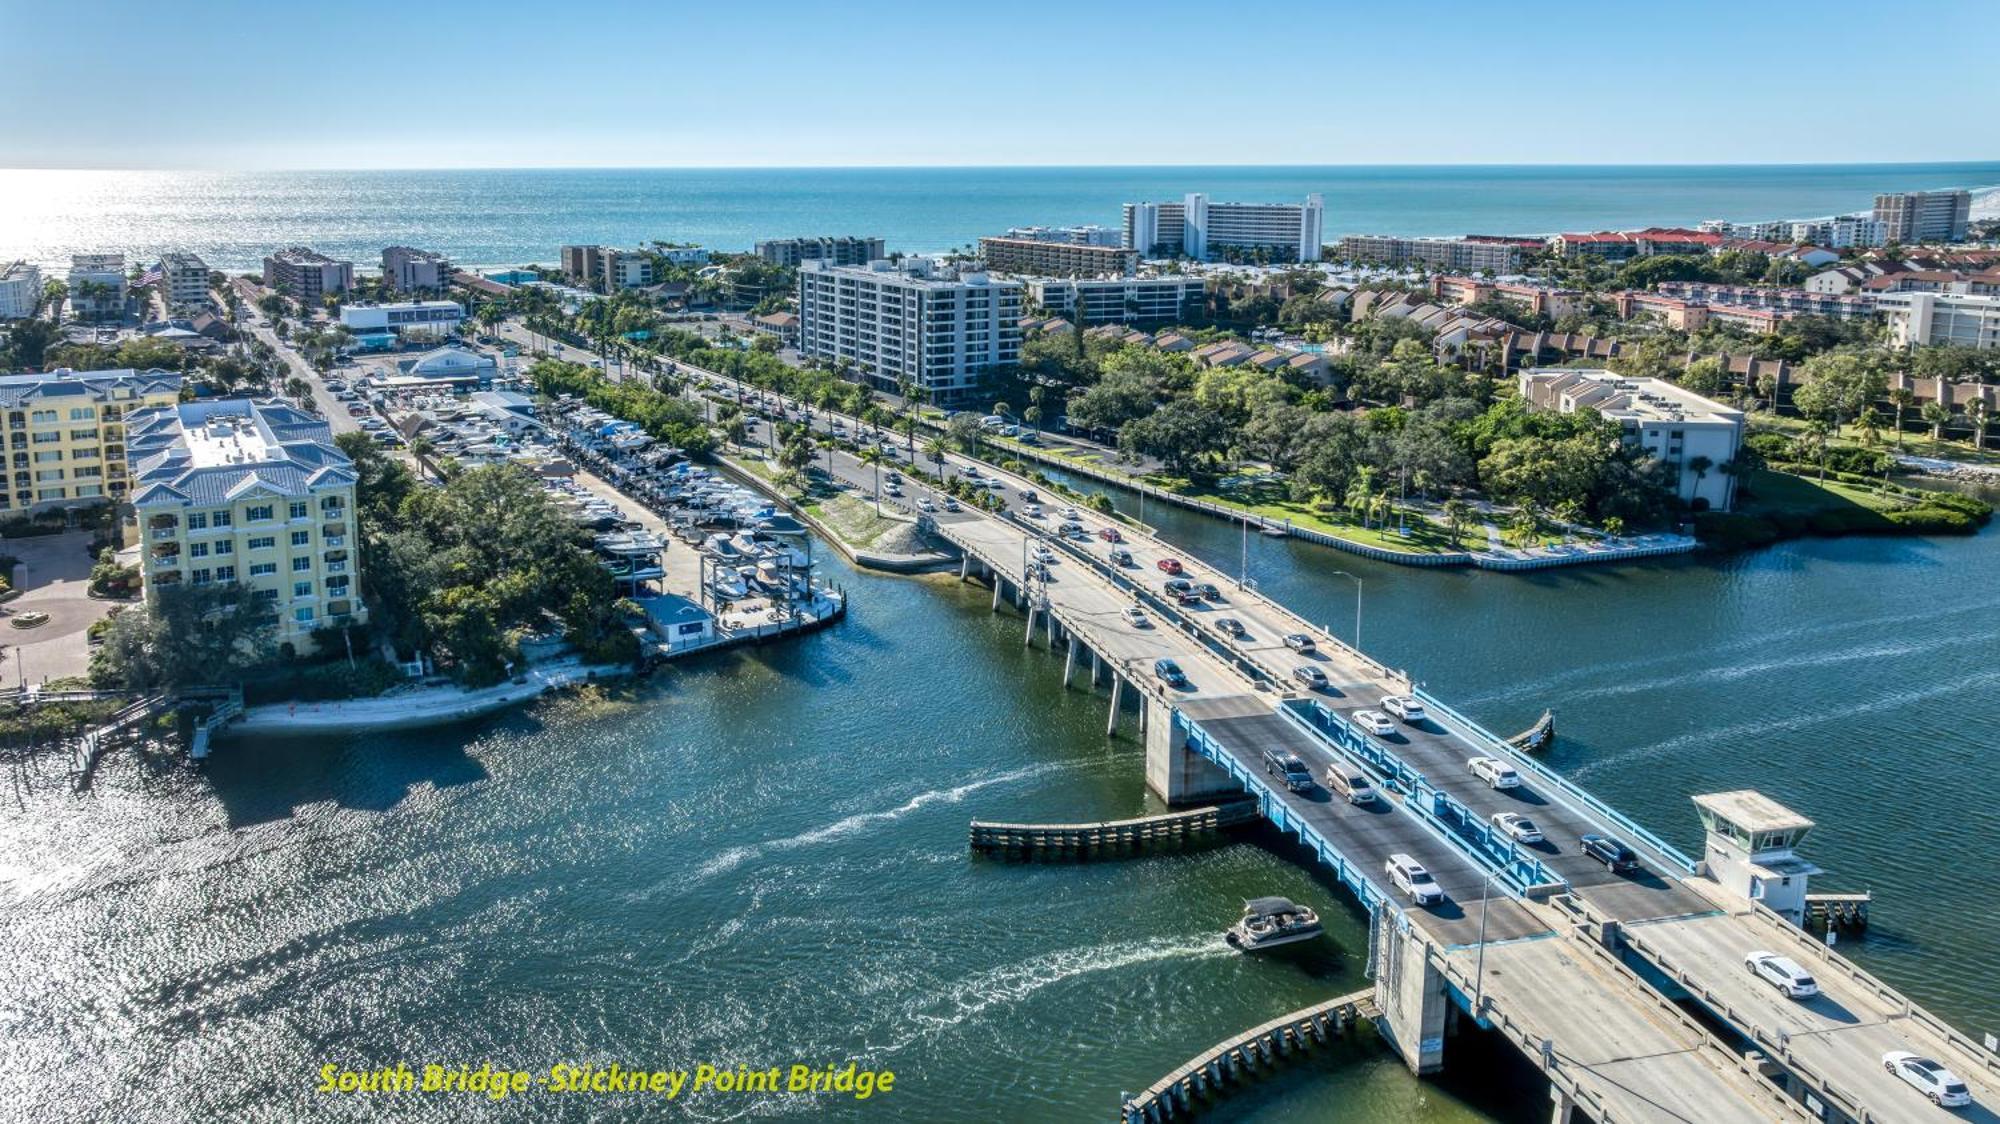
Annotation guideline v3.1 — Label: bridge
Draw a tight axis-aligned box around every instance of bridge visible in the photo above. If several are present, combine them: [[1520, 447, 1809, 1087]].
[[916, 460, 1997, 1124]]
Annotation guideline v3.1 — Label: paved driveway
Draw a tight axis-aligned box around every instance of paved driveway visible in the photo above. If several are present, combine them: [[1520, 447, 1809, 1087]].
[[1, 530, 121, 685]]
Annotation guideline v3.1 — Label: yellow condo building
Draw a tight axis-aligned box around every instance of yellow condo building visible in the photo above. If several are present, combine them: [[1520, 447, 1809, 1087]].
[[0, 368, 183, 514], [127, 398, 365, 646]]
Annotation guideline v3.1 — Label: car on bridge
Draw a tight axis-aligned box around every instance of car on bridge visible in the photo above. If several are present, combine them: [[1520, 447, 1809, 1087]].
[[1032, 545, 1055, 563], [1098, 527, 1122, 543], [942, 498, 961, 512], [1292, 665, 1329, 690], [1157, 558, 1184, 575], [1467, 756, 1522, 789], [1108, 548, 1134, 567], [1153, 659, 1190, 690], [1381, 695, 1426, 723], [1163, 577, 1196, 597], [1324, 763, 1377, 805], [1283, 633, 1315, 653], [1023, 504, 1044, 518], [1491, 812, 1544, 845], [1385, 854, 1445, 905], [1198, 583, 1221, 600], [1215, 617, 1246, 639], [1262, 749, 1314, 793], [1883, 1052, 1972, 1108], [1744, 952, 1819, 1000], [1352, 710, 1396, 736], [1122, 607, 1150, 628], [916, 498, 937, 512], [1579, 834, 1641, 875]]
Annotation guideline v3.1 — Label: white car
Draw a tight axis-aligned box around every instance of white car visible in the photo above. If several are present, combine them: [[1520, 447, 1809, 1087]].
[[1032, 545, 1055, 563], [1491, 812, 1543, 845], [1122, 607, 1150, 629], [1351, 710, 1396, 736], [1283, 633, 1316, 653], [1381, 695, 1426, 723], [1385, 853, 1444, 906], [1060, 507, 1081, 520], [1744, 952, 1819, 999], [1467, 756, 1521, 789], [1883, 1052, 1971, 1108], [1023, 504, 1045, 518], [916, 498, 937, 512]]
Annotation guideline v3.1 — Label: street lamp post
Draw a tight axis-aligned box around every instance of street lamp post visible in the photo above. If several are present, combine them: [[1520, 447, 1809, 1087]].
[[1473, 867, 1495, 1016], [1329, 570, 1363, 652]]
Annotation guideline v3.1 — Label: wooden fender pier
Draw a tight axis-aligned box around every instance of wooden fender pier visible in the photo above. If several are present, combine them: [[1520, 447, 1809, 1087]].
[[1119, 990, 1380, 1122], [969, 799, 1258, 859]]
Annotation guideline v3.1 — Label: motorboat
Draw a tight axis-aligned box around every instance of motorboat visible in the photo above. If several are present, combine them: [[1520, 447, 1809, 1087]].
[[1224, 897, 1323, 952]]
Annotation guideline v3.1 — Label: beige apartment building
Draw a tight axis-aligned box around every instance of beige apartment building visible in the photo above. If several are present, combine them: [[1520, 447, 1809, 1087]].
[[0, 368, 184, 514], [977, 237, 1139, 278]]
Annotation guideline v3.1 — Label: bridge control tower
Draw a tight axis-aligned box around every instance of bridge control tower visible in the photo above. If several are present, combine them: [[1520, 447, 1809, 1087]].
[[1692, 791, 1822, 926]]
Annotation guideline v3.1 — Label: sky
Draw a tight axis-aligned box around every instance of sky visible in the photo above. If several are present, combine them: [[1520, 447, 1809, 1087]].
[[5, 0, 1999, 170]]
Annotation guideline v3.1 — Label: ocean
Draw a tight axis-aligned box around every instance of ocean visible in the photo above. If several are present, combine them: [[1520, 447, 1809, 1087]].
[[4, 163, 1999, 275]]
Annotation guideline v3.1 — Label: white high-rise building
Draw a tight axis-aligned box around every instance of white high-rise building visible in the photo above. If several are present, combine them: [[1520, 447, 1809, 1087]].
[[0, 261, 41, 320], [796, 258, 1021, 404], [1878, 291, 2000, 350], [158, 253, 211, 309], [1122, 194, 1323, 262], [1873, 189, 1971, 244]]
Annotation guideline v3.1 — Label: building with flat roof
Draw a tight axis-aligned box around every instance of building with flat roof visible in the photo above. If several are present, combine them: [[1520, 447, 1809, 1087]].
[[0, 367, 183, 513], [1002, 225, 1122, 247], [381, 246, 452, 293], [157, 253, 211, 310], [1877, 291, 2000, 350], [1692, 791, 1820, 926], [1339, 236, 1523, 275], [1518, 368, 1744, 510], [752, 236, 885, 268], [1123, 194, 1323, 262], [127, 398, 365, 645], [1873, 189, 1970, 244], [559, 245, 655, 292], [263, 247, 354, 303], [796, 258, 1021, 403], [1431, 276, 1582, 319], [67, 253, 128, 320], [977, 237, 1139, 278], [337, 300, 465, 342], [0, 261, 41, 320], [1025, 276, 1204, 325]]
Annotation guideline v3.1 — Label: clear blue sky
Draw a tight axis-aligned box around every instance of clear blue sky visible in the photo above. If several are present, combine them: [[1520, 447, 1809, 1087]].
[[5, 0, 1997, 169]]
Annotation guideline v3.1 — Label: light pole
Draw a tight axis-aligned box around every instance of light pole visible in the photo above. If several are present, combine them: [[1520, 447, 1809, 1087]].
[[1473, 866, 1495, 1016], [1329, 570, 1363, 652]]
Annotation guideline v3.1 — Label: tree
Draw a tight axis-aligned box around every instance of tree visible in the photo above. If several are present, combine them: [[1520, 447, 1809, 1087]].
[[1117, 399, 1231, 479], [1679, 355, 1728, 397], [1855, 406, 1883, 446], [90, 584, 280, 691], [722, 415, 749, 450], [1921, 400, 1953, 450], [923, 436, 950, 482], [777, 426, 817, 496], [858, 446, 886, 514], [1967, 398, 1994, 453], [1686, 454, 1714, 498], [1886, 388, 1916, 451], [2, 318, 61, 369], [1441, 498, 1474, 547], [1791, 352, 1885, 436]]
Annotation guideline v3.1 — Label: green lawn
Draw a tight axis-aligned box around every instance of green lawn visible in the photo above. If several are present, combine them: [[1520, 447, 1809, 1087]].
[[1143, 476, 1467, 555], [1737, 468, 1909, 518], [1753, 415, 2000, 467]]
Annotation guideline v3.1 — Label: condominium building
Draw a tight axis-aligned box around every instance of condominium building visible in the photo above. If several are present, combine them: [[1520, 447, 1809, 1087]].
[[1341, 236, 1523, 274], [1123, 194, 1324, 262], [977, 237, 1139, 278], [1518, 368, 1744, 510], [1873, 190, 1971, 244], [157, 253, 212, 310], [127, 398, 365, 646], [1025, 276, 1205, 325], [68, 253, 129, 319], [1002, 225, 1122, 247], [337, 300, 466, 345], [1616, 290, 1792, 334], [1878, 291, 2000, 350], [0, 261, 41, 320], [1654, 282, 1878, 321], [0, 368, 184, 513], [262, 247, 354, 302], [752, 237, 886, 267], [381, 246, 452, 293], [559, 245, 655, 292], [1431, 276, 1582, 319], [796, 258, 1021, 403], [655, 245, 710, 266]]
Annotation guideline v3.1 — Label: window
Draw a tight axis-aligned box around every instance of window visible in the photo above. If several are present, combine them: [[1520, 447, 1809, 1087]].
[[254, 588, 278, 602], [69, 429, 97, 441], [292, 557, 311, 572], [249, 562, 276, 577], [289, 502, 308, 520], [214, 566, 236, 581], [212, 511, 232, 528], [248, 536, 275, 550], [293, 581, 313, 597], [34, 469, 63, 482], [246, 505, 273, 522], [187, 513, 207, 530], [32, 451, 62, 463], [294, 607, 315, 624], [71, 448, 98, 461], [213, 540, 233, 555], [189, 542, 209, 558], [31, 432, 60, 444], [29, 410, 55, 424], [191, 568, 213, 585], [35, 487, 64, 501], [73, 466, 101, 479], [290, 531, 310, 547], [68, 407, 94, 421]]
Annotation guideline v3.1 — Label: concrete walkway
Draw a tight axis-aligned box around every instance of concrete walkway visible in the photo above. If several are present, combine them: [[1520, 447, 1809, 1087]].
[[0, 530, 122, 685]]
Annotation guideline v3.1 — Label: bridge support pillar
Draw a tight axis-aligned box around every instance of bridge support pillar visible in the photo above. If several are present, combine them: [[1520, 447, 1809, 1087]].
[[991, 579, 1003, 612], [1106, 676, 1123, 736], [1063, 636, 1078, 687], [1549, 1087, 1575, 1124], [1374, 921, 1448, 1076], [958, 555, 969, 581], [1144, 708, 1237, 806], [1024, 606, 1038, 646]]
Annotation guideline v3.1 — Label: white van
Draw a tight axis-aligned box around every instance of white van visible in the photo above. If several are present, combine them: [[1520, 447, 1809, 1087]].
[[1325, 763, 1377, 805], [1385, 853, 1444, 905]]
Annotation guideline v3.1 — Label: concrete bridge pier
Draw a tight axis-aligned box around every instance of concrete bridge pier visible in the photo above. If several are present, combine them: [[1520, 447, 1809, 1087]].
[[1144, 710, 1238, 806], [958, 555, 970, 581], [991, 579, 1004, 612], [1549, 1087, 1576, 1124], [1063, 636, 1079, 687], [1024, 606, 1039, 645], [1106, 676, 1124, 736], [1373, 920, 1448, 1075]]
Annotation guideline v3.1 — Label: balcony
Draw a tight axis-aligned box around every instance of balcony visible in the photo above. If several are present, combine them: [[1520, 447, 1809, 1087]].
[[323, 534, 346, 548], [326, 561, 348, 574]]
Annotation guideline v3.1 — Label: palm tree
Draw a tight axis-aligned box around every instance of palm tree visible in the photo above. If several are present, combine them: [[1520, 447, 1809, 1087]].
[[899, 412, 919, 462], [1344, 467, 1376, 528], [722, 416, 749, 451], [1921, 400, 1952, 451], [1855, 407, 1882, 447], [1966, 397, 1993, 453], [1886, 388, 1916, 451], [1441, 498, 1473, 547], [923, 436, 949, 483], [1686, 454, 1714, 500], [859, 446, 886, 514]]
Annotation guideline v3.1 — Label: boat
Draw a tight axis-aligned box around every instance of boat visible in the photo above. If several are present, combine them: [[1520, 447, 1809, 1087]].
[[1224, 897, 1323, 951], [1259, 522, 1289, 537]]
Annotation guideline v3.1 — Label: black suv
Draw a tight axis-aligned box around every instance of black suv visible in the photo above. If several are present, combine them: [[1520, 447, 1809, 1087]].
[[1580, 834, 1640, 874]]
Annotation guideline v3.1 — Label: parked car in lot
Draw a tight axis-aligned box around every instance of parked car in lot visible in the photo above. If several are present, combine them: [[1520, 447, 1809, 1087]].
[[1098, 527, 1123, 543], [1292, 665, 1329, 690], [1324, 763, 1377, 805], [1744, 952, 1819, 1000], [1579, 834, 1641, 874], [1491, 812, 1543, 845], [1215, 617, 1246, 638], [1262, 749, 1313, 793], [1381, 695, 1426, 723], [1352, 710, 1396, 736], [1385, 853, 1444, 905], [1467, 756, 1521, 788], [1153, 658, 1190, 689], [1122, 606, 1150, 628], [1157, 558, 1184, 574], [1883, 1052, 1972, 1108], [1283, 633, 1315, 653]]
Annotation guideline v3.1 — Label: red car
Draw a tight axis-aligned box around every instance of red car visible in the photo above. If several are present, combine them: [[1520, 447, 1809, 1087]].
[[1098, 527, 1123, 543], [1157, 557, 1183, 575]]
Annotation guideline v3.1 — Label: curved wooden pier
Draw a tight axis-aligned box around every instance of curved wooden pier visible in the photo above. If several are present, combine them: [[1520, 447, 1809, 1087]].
[[969, 800, 1258, 859], [1119, 990, 1380, 1122]]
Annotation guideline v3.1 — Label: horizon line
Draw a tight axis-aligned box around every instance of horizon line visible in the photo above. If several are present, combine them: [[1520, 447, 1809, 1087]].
[[7, 159, 2000, 175]]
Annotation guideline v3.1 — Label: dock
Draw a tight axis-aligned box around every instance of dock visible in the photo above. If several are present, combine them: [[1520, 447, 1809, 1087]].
[[969, 799, 1257, 859], [1119, 990, 1379, 1123]]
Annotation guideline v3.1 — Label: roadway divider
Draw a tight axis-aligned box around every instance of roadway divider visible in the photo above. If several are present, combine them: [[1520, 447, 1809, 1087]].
[[1280, 698, 1563, 895], [1412, 689, 1699, 875]]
